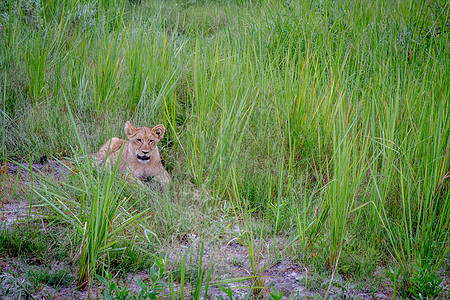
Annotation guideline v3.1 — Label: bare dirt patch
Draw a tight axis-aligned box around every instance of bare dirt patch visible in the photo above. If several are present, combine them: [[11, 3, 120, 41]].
[[163, 234, 394, 299]]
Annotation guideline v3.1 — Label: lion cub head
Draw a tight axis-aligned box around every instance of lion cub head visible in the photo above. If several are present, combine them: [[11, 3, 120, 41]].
[[125, 121, 165, 163]]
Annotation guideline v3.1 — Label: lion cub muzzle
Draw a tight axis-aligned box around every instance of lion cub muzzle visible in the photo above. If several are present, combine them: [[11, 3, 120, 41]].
[[137, 154, 151, 161]]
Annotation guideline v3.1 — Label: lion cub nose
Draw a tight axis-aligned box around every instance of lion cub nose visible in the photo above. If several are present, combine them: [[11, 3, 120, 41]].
[[142, 151, 149, 155]]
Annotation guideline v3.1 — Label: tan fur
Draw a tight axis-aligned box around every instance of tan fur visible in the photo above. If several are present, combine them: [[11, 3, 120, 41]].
[[94, 121, 170, 186]]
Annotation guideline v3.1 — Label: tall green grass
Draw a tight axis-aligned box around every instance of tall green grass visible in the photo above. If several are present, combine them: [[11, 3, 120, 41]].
[[1, 0, 449, 297]]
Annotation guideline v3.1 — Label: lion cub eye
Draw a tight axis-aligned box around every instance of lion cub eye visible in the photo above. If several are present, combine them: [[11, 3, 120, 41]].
[[149, 140, 154, 144], [137, 139, 142, 143]]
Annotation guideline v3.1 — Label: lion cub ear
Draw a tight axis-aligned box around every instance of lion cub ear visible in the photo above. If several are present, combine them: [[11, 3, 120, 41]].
[[152, 124, 165, 139], [125, 121, 137, 137]]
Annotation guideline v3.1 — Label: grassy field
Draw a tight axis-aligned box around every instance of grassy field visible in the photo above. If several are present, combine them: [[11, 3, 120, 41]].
[[1, 0, 449, 298]]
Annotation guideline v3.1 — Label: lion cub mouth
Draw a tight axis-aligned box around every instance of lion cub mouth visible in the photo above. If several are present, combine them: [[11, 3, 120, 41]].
[[137, 154, 151, 161]]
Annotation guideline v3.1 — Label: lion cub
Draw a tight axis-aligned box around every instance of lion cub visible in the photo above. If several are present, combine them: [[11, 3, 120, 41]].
[[94, 121, 170, 187]]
